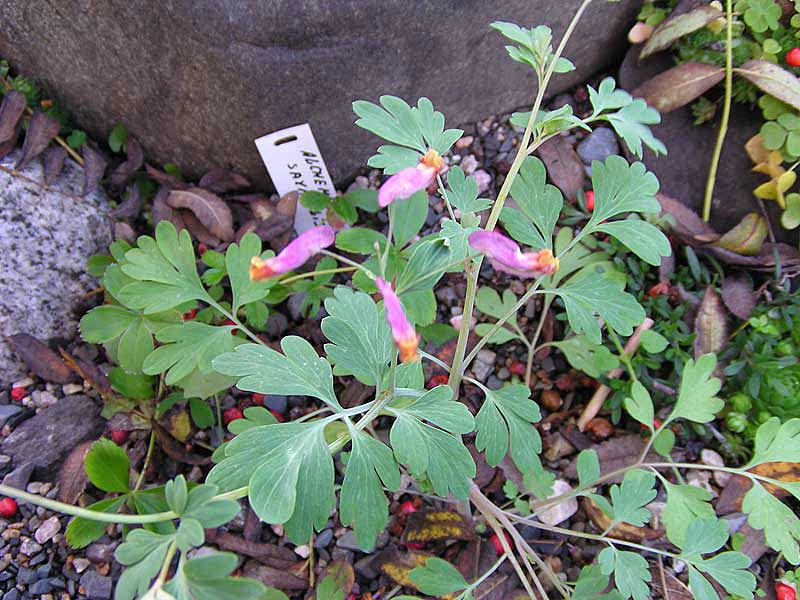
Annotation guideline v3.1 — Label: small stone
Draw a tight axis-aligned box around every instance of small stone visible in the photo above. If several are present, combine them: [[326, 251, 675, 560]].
[[543, 433, 575, 461], [19, 538, 42, 556], [455, 135, 474, 149], [11, 378, 34, 389], [2, 463, 34, 490], [72, 558, 90, 574], [335, 531, 362, 551], [62, 384, 83, 396], [2, 589, 20, 600], [35, 516, 61, 544], [540, 389, 563, 412], [17, 566, 37, 584], [314, 528, 333, 548], [263, 395, 287, 414], [294, 544, 310, 559], [472, 170, 492, 194], [31, 391, 58, 409], [85, 541, 116, 564], [79, 571, 113, 600], [536, 479, 578, 526], [576, 127, 619, 165], [460, 155, 479, 175], [0, 406, 21, 429], [29, 579, 53, 595], [700, 449, 730, 486]]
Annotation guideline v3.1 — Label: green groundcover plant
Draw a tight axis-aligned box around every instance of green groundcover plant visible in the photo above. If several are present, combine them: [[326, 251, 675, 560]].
[[1, 4, 799, 600]]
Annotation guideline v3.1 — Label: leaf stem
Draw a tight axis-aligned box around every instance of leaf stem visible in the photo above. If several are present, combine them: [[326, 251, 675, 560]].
[[278, 266, 356, 285], [701, 0, 733, 222], [133, 431, 156, 492]]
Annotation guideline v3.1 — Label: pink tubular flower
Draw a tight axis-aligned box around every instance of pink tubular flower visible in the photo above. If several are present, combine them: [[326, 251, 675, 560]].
[[249, 225, 335, 280], [375, 277, 420, 363], [468, 230, 559, 278], [377, 149, 445, 208]]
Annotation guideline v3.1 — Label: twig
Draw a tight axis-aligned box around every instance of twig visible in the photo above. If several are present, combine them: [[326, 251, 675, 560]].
[[577, 318, 654, 431]]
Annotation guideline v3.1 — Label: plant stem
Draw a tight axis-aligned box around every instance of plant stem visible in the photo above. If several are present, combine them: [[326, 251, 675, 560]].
[[525, 296, 553, 386], [278, 266, 356, 285], [156, 541, 178, 585], [701, 0, 733, 222], [448, 261, 479, 394], [133, 431, 156, 492]]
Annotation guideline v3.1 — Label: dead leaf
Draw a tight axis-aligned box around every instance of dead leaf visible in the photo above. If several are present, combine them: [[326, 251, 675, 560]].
[[0, 90, 26, 159], [42, 146, 67, 186], [151, 421, 210, 465], [204, 529, 296, 567], [144, 163, 189, 190], [377, 548, 432, 589], [640, 5, 724, 59], [714, 213, 768, 255], [657, 192, 717, 243], [738, 59, 800, 111], [309, 560, 354, 599], [167, 187, 234, 242], [745, 134, 771, 165], [228, 192, 269, 204], [16, 111, 61, 170], [6, 334, 72, 383], [694, 287, 728, 359], [402, 510, 475, 544], [716, 461, 800, 513], [57, 440, 94, 504], [199, 167, 250, 194], [180, 209, 221, 247], [649, 565, 694, 600], [583, 497, 662, 542], [169, 410, 191, 442], [59, 349, 114, 399], [564, 435, 682, 483], [721, 274, 757, 320], [109, 137, 143, 192], [536, 136, 584, 200], [82, 144, 107, 196], [152, 185, 185, 231], [110, 184, 142, 220], [632, 62, 724, 113], [241, 560, 308, 591]]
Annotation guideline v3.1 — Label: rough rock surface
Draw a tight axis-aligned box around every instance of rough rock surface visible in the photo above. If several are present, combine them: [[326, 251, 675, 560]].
[[0, 0, 641, 186], [618, 46, 788, 240], [0, 395, 104, 479], [0, 151, 113, 386]]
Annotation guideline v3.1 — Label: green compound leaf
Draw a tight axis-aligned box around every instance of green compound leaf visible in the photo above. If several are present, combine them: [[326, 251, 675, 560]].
[[396, 238, 452, 295], [367, 145, 421, 175], [577, 449, 601, 488], [226, 232, 274, 314], [742, 482, 800, 564], [84, 438, 131, 494], [742, 0, 781, 32], [598, 547, 651, 600], [606, 469, 656, 527], [213, 336, 341, 411], [165, 552, 275, 600], [408, 557, 468, 597], [475, 286, 518, 324], [662, 483, 715, 547], [207, 422, 335, 545], [587, 156, 661, 226], [547, 270, 645, 344], [623, 381, 654, 431], [572, 565, 625, 600], [667, 354, 723, 425], [389, 386, 475, 500], [677, 517, 730, 557], [322, 287, 394, 386], [444, 166, 492, 213], [79, 305, 181, 374], [65, 496, 128, 549], [746, 417, 800, 468], [551, 335, 620, 378], [588, 78, 666, 158], [595, 219, 671, 266], [114, 529, 175, 600], [340, 431, 401, 551], [118, 221, 211, 313], [143, 322, 240, 386], [474, 384, 542, 474], [509, 156, 563, 249]]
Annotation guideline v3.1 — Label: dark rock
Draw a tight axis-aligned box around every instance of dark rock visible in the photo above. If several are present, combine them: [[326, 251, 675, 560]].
[[314, 528, 333, 548], [0, 406, 20, 429], [0, 396, 104, 479], [1, 464, 34, 491], [2, 589, 20, 600], [576, 127, 619, 165], [618, 46, 789, 241], [262, 395, 287, 414], [79, 571, 113, 600], [85, 541, 116, 564], [1, 1, 641, 187], [15, 568, 36, 585], [27, 580, 51, 595]]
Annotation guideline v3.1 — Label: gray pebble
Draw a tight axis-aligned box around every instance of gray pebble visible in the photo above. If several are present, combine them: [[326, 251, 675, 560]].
[[2, 589, 20, 600], [0, 405, 21, 429], [16, 567, 36, 585], [263, 395, 287, 414], [576, 127, 619, 165], [80, 571, 113, 600], [28, 579, 52, 595], [314, 528, 333, 548]]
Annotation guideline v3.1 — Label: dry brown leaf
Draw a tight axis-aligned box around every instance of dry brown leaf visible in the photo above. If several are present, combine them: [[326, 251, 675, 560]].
[[151, 421, 210, 465], [721, 274, 757, 320], [57, 440, 94, 504], [241, 560, 308, 591], [59, 349, 114, 399], [16, 110, 61, 170], [714, 212, 768, 256], [716, 462, 800, 514], [144, 163, 189, 190], [658, 192, 717, 243], [309, 560, 354, 599], [583, 497, 662, 542], [167, 187, 234, 241], [109, 137, 143, 192], [377, 548, 432, 589], [152, 185, 185, 231], [745, 134, 771, 165], [649, 565, 694, 600], [204, 529, 296, 567], [110, 184, 143, 220], [42, 146, 67, 186], [536, 135, 584, 201], [180, 209, 221, 247], [640, 5, 724, 58], [82, 144, 107, 197], [402, 509, 475, 544], [694, 287, 728, 359], [0, 90, 26, 159], [199, 167, 250, 194], [632, 62, 724, 113], [6, 333, 72, 383]]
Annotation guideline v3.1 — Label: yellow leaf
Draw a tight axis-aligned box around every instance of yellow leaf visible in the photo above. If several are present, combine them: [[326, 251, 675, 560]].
[[745, 134, 771, 165], [714, 213, 768, 255], [169, 410, 191, 442]]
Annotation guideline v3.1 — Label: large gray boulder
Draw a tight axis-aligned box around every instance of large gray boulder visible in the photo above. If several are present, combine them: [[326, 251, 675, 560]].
[[0, 150, 113, 386], [0, 1, 640, 187]]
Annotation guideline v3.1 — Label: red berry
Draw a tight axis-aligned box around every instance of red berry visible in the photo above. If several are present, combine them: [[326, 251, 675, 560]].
[[509, 361, 526, 376], [786, 48, 800, 67], [585, 190, 595, 211], [405, 542, 426, 550], [647, 281, 670, 298], [777, 582, 797, 600], [252, 393, 265, 405], [653, 418, 662, 429], [346, 595, 357, 600], [270, 409, 285, 423], [109, 430, 130, 445], [0, 497, 17, 518], [182, 308, 198, 321], [223, 407, 244, 425], [10, 386, 26, 401], [427, 374, 449, 388], [489, 532, 512, 555], [398, 500, 418, 516], [197, 243, 209, 256]]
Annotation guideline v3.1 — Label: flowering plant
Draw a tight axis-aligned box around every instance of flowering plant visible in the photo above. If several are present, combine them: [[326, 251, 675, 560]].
[[1, 5, 799, 600]]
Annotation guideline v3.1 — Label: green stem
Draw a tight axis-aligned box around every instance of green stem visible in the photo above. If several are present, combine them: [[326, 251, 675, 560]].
[[607, 326, 638, 384], [133, 431, 156, 492], [525, 296, 553, 386], [278, 266, 356, 285], [701, 0, 733, 222], [448, 260, 479, 394], [436, 173, 458, 221], [156, 541, 178, 585]]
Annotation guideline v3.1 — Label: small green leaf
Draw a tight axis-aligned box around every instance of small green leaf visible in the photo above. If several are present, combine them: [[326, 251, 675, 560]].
[[392, 190, 429, 247], [108, 122, 128, 153], [746, 417, 800, 468], [396, 238, 452, 294], [84, 439, 130, 494], [65, 496, 128, 549], [226, 233, 273, 313], [607, 470, 656, 527], [667, 354, 723, 425], [335, 228, 387, 254], [573, 565, 625, 600], [577, 449, 601, 487], [300, 191, 331, 212], [551, 335, 620, 378], [742, 483, 800, 564], [408, 557, 468, 597], [114, 529, 175, 600], [624, 381, 654, 430], [165, 475, 189, 514], [189, 397, 215, 429], [108, 368, 155, 399], [639, 329, 668, 353], [595, 219, 671, 266], [509, 156, 563, 248], [598, 547, 651, 600], [444, 167, 492, 213]]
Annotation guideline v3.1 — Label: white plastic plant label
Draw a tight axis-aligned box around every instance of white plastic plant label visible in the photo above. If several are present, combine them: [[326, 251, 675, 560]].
[[254, 123, 336, 233]]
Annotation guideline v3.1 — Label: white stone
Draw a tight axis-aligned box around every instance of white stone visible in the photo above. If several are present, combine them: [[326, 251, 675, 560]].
[[34, 516, 61, 544], [700, 448, 730, 487], [536, 479, 578, 526]]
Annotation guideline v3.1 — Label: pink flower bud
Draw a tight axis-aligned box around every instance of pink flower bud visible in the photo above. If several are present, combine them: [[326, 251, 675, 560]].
[[377, 149, 445, 207], [249, 225, 335, 280], [375, 277, 420, 363], [468, 230, 559, 278]]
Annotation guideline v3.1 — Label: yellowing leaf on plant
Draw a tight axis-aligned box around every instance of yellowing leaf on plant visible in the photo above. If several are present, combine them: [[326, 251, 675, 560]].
[[401, 510, 474, 544], [752, 150, 784, 177], [714, 213, 768, 255], [169, 410, 192, 443], [745, 134, 771, 166]]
